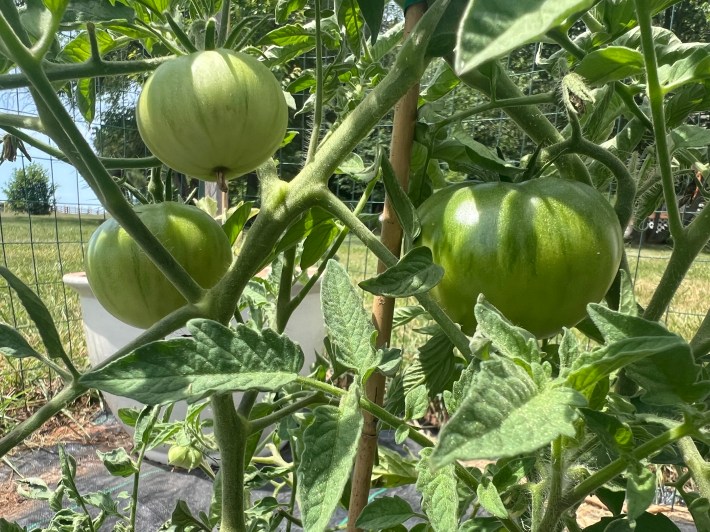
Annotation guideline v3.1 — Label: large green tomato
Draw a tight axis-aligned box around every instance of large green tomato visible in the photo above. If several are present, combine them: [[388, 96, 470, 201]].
[[136, 49, 288, 182], [85, 202, 232, 329], [416, 178, 624, 338]]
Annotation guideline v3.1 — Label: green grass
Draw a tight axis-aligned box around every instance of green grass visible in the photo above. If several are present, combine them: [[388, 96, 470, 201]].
[[0, 212, 105, 406]]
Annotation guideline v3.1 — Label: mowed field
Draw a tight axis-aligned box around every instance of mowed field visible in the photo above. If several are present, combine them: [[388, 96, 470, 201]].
[[0, 213, 708, 409]]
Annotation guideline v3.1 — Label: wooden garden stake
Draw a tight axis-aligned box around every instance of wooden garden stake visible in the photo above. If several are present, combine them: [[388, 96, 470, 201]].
[[346, 2, 427, 529]]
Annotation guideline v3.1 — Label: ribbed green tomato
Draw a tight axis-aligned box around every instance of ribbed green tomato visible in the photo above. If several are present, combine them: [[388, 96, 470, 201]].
[[416, 178, 624, 338], [85, 202, 232, 329], [136, 49, 288, 181]]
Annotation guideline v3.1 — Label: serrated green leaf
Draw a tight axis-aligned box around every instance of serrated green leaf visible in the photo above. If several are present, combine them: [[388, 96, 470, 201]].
[[96, 448, 137, 478], [357, 0, 385, 44], [580, 408, 634, 454], [381, 155, 421, 241], [359, 247, 443, 298], [275, 207, 334, 256], [566, 336, 687, 393], [275, 0, 308, 23], [587, 304, 671, 344], [474, 298, 540, 364], [459, 517, 505, 531], [0, 267, 67, 360], [433, 358, 585, 464], [403, 329, 458, 397], [416, 448, 458, 532], [260, 23, 315, 47], [670, 124, 710, 150], [355, 496, 415, 530], [394, 424, 409, 445], [321, 260, 379, 375], [222, 201, 256, 246], [0, 324, 40, 359], [76, 77, 95, 122], [576, 46, 645, 85], [476, 479, 508, 520], [301, 220, 339, 270], [336, 0, 363, 58], [659, 46, 710, 92], [432, 131, 523, 177], [444, 358, 478, 415], [372, 446, 418, 488], [404, 384, 429, 421], [297, 384, 363, 532], [81, 320, 304, 404], [618, 271, 638, 317], [392, 305, 428, 329], [559, 328, 580, 371], [626, 465, 655, 522], [455, 0, 596, 76]]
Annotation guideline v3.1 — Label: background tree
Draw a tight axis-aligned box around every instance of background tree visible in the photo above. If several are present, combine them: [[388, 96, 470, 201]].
[[3, 162, 56, 214]]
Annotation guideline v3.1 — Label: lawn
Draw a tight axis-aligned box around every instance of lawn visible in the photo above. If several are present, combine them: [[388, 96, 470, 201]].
[[0, 213, 707, 416]]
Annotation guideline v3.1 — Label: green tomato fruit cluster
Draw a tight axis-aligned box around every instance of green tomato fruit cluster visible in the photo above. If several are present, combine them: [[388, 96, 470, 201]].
[[136, 49, 288, 181], [85, 202, 232, 329], [416, 178, 624, 338]]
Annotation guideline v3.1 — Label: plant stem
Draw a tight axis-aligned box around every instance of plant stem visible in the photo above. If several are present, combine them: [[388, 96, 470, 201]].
[[0, 383, 85, 458], [276, 247, 297, 334], [436, 93, 556, 130], [211, 393, 249, 532], [0, 56, 170, 90], [454, 61, 591, 184], [536, 437, 565, 532], [633, 0, 685, 241], [0, 125, 161, 169], [677, 437, 710, 502], [0, 113, 46, 132], [314, 188, 471, 357], [306, 0, 324, 164], [303, 0, 450, 186], [217, 0, 232, 47], [249, 393, 326, 433], [643, 204, 710, 321], [561, 422, 695, 510], [690, 307, 710, 358]]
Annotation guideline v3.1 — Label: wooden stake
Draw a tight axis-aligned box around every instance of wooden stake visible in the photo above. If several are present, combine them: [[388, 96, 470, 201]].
[[346, 3, 427, 530]]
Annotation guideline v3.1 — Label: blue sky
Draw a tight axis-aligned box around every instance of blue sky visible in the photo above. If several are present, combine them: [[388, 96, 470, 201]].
[[0, 86, 104, 210]]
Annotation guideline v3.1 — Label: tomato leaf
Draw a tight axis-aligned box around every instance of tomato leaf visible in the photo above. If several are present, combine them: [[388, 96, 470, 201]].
[[0, 267, 67, 360], [81, 320, 305, 404], [626, 464, 656, 523], [357, 0, 385, 44], [474, 297, 540, 365], [392, 305, 428, 329], [222, 201, 256, 246], [565, 336, 687, 394], [321, 260, 379, 376], [297, 383, 363, 532], [576, 46, 645, 85], [580, 408, 634, 455], [659, 46, 710, 93], [432, 357, 586, 464], [455, 0, 596, 76], [359, 246, 443, 298], [0, 324, 41, 360], [404, 384, 429, 421], [96, 448, 137, 478], [335, 0, 363, 58], [416, 448, 458, 532], [381, 155, 421, 241], [275, 207, 334, 256], [476, 478, 508, 520], [275, 0, 308, 23], [586, 304, 710, 405], [300, 220, 339, 270], [355, 496, 415, 530]]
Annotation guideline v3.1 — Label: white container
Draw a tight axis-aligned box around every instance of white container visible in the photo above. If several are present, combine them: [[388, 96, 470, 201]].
[[63, 271, 323, 463]]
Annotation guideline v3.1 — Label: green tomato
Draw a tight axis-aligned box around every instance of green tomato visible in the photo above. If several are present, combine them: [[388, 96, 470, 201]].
[[167, 444, 203, 471], [416, 178, 624, 338], [136, 49, 288, 182], [85, 202, 232, 329]]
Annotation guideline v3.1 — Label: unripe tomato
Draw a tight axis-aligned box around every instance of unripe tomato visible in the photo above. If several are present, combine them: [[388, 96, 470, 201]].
[[168, 444, 203, 471], [416, 178, 624, 338], [136, 49, 288, 181], [85, 202, 232, 329]]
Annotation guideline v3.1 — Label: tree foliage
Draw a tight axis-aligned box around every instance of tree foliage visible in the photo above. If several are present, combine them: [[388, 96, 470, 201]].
[[2, 162, 56, 215]]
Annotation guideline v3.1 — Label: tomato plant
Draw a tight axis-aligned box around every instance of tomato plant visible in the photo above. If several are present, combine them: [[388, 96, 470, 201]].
[[85, 202, 232, 329], [417, 178, 624, 337], [1, 1, 710, 532], [136, 49, 288, 183]]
